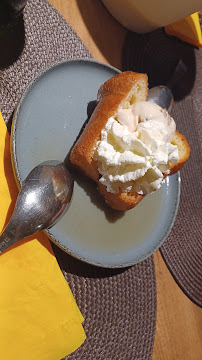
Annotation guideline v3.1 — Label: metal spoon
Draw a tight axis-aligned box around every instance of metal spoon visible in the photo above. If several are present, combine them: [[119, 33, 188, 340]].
[[0, 160, 73, 254], [147, 85, 174, 114], [147, 59, 188, 114]]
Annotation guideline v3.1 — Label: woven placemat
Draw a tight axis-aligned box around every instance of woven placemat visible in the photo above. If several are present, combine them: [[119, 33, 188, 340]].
[[53, 246, 156, 360], [122, 29, 202, 307], [0, 1, 157, 359]]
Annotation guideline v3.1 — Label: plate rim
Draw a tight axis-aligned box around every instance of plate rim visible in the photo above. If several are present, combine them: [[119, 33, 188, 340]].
[[11, 58, 181, 268]]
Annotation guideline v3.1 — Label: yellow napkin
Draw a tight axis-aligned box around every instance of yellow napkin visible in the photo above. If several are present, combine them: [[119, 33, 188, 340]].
[[0, 112, 86, 360], [165, 12, 202, 47]]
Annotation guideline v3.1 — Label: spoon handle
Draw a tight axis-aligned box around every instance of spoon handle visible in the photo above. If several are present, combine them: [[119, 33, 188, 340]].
[[0, 224, 21, 254]]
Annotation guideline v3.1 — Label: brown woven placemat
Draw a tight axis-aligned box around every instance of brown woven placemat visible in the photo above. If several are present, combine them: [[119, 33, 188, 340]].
[[53, 246, 156, 360], [122, 29, 202, 307], [0, 1, 157, 359]]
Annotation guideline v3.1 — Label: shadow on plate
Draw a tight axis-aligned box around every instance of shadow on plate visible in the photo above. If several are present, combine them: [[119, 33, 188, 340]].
[[70, 168, 125, 223], [0, 14, 25, 70], [122, 28, 196, 100], [64, 99, 125, 223], [52, 242, 129, 279]]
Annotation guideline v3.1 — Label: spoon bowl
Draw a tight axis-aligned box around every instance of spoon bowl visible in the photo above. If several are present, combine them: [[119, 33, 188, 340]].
[[147, 85, 174, 114], [0, 161, 73, 254]]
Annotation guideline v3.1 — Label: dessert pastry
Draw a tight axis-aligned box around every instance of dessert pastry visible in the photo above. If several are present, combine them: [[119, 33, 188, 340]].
[[70, 71, 190, 210]]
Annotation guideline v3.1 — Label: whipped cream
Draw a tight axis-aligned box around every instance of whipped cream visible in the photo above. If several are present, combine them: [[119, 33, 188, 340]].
[[94, 101, 179, 195]]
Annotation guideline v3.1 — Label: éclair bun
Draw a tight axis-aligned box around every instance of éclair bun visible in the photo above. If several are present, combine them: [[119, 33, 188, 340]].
[[70, 71, 190, 210]]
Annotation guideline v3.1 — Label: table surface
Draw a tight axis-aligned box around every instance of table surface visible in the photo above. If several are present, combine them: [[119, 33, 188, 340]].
[[48, 1, 202, 359]]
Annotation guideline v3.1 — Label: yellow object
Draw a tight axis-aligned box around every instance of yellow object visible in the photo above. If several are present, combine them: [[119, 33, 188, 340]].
[[165, 12, 202, 47], [0, 112, 86, 359]]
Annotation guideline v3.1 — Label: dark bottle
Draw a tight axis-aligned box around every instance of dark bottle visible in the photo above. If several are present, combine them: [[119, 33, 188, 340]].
[[0, 0, 28, 28], [0, 1, 28, 69]]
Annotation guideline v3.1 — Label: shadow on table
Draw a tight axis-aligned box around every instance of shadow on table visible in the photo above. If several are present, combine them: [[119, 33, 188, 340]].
[[0, 14, 25, 70], [122, 28, 196, 100], [76, 0, 196, 100]]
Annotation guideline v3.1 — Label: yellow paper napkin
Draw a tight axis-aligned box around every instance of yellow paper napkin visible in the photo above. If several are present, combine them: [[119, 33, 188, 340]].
[[0, 112, 86, 360], [165, 12, 202, 47]]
